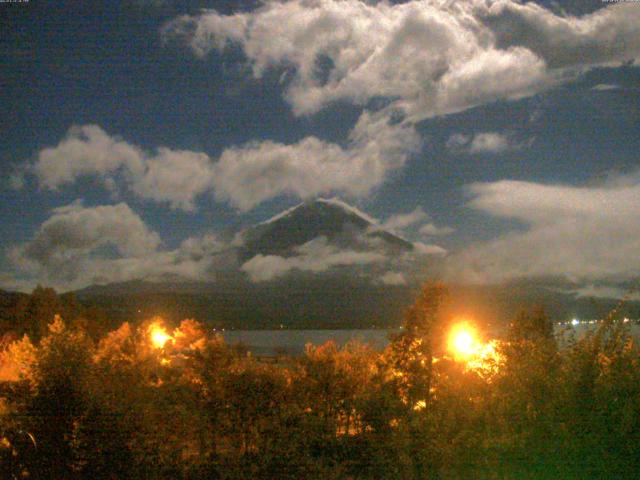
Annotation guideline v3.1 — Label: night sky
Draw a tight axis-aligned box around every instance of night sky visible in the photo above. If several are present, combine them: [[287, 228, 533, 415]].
[[2, 0, 640, 295]]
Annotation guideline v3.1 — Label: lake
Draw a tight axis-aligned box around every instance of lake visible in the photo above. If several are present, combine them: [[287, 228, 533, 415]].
[[221, 323, 640, 356], [220, 329, 395, 356]]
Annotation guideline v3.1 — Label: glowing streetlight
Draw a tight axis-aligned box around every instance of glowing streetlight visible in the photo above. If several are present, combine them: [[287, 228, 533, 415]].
[[446, 320, 504, 376], [448, 322, 479, 360], [149, 325, 171, 349], [453, 330, 474, 355]]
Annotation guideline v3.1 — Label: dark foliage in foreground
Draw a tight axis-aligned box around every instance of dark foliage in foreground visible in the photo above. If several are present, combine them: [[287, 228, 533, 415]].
[[1, 284, 640, 479]]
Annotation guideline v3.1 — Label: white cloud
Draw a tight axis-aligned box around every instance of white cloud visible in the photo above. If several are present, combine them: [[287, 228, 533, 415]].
[[34, 125, 144, 190], [240, 236, 386, 282], [380, 206, 454, 239], [31, 125, 215, 212], [163, 1, 640, 121], [212, 111, 419, 211], [482, 1, 640, 70], [446, 132, 523, 154], [419, 223, 455, 237], [9, 201, 161, 283], [412, 241, 447, 257], [6, 202, 230, 290], [445, 133, 471, 151], [446, 176, 640, 285], [30, 113, 417, 212], [468, 133, 512, 154], [130, 148, 215, 212], [381, 207, 428, 233]]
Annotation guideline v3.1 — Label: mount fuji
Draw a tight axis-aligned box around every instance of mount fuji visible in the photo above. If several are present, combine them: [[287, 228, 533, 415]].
[[73, 198, 638, 329], [74, 199, 435, 328]]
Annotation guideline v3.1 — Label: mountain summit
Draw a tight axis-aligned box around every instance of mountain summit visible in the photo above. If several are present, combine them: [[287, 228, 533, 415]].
[[239, 198, 413, 260]]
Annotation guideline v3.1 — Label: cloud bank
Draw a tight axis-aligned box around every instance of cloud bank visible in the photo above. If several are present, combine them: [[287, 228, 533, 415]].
[[28, 112, 418, 213], [163, 0, 640, 121], [32, 125, 215, 212], [446, 175, 640, 285], [7, 201, 230, 290], [241, 236, 387, 282]]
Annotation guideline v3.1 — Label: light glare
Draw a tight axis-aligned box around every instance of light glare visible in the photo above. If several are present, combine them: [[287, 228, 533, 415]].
[[448, 322, 478, 360], [150, 325, 171, 349]]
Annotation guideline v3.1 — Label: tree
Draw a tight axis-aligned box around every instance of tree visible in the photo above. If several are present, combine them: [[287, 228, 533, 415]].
[[24, 316, 94, 478], [388, 282, 448, 408], [13, 286, 62, 341], [508, 306, 554, 343]]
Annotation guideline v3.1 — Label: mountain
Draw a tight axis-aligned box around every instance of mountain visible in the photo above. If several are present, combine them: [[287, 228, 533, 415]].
[[239, 198, 413, 261], [71, 198, 640, 330], [73, 198, 420, 328]]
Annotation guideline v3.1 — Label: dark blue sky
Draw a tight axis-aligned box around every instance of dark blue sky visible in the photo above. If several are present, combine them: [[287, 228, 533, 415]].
[[1, 0, 639, 292]]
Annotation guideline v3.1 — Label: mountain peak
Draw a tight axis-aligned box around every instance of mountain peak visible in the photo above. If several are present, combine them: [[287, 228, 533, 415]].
[[241, 197, 411, 259], [258, 197, 378, 228]]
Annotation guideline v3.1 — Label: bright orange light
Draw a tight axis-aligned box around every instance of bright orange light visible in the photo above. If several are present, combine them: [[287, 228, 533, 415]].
[[149, 325, 171, 349], [446, 321, 504, 376], [453, 330, 474, 355], [448, 322, 479, 360]]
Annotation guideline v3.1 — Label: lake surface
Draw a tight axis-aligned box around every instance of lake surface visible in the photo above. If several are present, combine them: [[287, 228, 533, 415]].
[[221, 329, 395, 356], [221, 323, 640, 356]]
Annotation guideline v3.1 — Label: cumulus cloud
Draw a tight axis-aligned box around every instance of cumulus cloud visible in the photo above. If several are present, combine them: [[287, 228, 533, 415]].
[[240, 236, 386, 282], [9, 201, 161, 282], [163, 0, 640, 121], [381, 207, 428, 233], [30, 112, 417, 213], [33, 125, 144, 190], [445, 176, 640, 285], [446, 132, 525, 154], [482, 1, 640, 70], [130, 148, 215, 212], [212, 111, 420, 211], [7, 201, 230, 290], [31, 125, 215, 212]]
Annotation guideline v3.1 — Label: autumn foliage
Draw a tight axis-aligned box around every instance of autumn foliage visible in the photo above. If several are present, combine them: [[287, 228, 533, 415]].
[[1, 285, 640, 478]]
